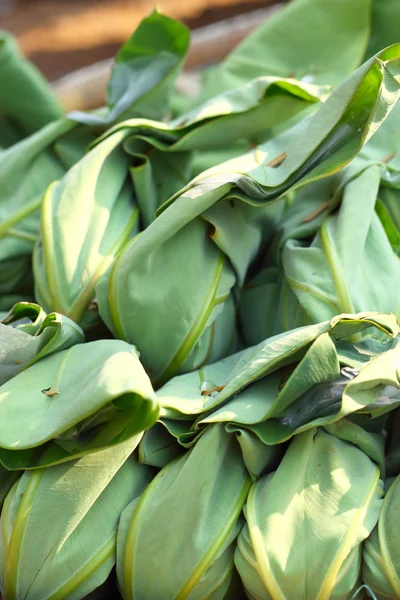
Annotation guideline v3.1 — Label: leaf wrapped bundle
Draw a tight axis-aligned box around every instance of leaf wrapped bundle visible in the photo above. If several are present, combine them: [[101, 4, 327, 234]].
[[0, 339, 159, 469], [282, 163, 400, 325], [0, 439, 153, 600], [0, 119, 94, 295], [117, 424, 250, 600], [156, 313, 399, 462], [96, 46, 400, 385], [235, 429, 384, 600]]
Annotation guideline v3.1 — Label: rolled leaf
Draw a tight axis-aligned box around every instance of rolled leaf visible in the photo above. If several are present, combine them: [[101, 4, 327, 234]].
[[0, 119, 94, 294], [0, 438, 153, 600], [363, 474, 400, 598], [0, 31, 63, 148], [118, 424, 251, 600], [0, 339, 159, 469], [33, 128, 140, 325], [93, 75, 327, 223], [0, 302, 84, 386], [157, 313, 399, 451], [97, 48, 400, 384], [235, 429, 383, 600], [282, 163, 400, 323], [70, 10, 190, 126]]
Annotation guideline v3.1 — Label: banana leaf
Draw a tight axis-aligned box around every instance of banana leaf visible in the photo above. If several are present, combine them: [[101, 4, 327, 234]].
[[0, 119, 95, 294], [376, 187, 400, 255], [235, 428, 384, 600], [117, 424, 250, 600], [282, 163, 400, 323], [96, 47, 400, 385], [363, 473, 400, 598], [70, 10, 190, 126], [198, 331, 400, 453], [238, 173, 345, 345], [91, 75, 327, 222], [0, 339, 159, 469], [156, 313, 399, 457], [198, 0, 371, 103], [0, 31, 63, 148], [157, 312, 398, 420], [33, 128, 140, 325], [0, 302, 84, 386], [33, 72, 326, 326], [1, 301, 46, 333], [0, 10, 193, 299], [0, 437, 153, 600]]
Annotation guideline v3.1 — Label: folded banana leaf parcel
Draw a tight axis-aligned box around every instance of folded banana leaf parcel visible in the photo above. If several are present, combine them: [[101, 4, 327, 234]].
[[0, 11, 190, 301], [0, 338, 159, 470], [32, 74, 327, 328], [120, 311, 400, 600], [95, 44, 400, 386], [143, 312, 399, 474]]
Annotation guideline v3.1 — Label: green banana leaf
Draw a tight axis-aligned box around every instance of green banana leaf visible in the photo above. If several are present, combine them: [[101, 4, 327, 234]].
[[376, 187, 400, 255], [157, 314, 399, 462], [198, 0, 371, 103], [96, 46, 400, 385], [199, 331, 400, 454], [32, 58, 326, 326], [0, 339, 159, 469], [157, 312, 398, 421], [282, 163, 400, 323], [238, 172, 344, 345], [89, 75, 327, 222], [0, 31, 63, 148], [235, 428, 383, 600], [0, 119, 95, 294], [0, 10, 193, 300], [1, 301, 47, 333], [164, 43, 400, 212], [0, 302, 84, 386], [70, 10, 190, 126], [117, 424, 250, 600], [0, 438, 153, 600], [363, 474, 400, 598], [33, 128, 140, 325]]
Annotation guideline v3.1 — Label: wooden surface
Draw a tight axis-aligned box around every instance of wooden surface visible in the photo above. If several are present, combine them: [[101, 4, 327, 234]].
[[0, 0, 280, 81]]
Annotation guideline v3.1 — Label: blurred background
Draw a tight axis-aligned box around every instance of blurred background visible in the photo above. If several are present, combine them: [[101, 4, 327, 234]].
[[1, 0, 284, 81]]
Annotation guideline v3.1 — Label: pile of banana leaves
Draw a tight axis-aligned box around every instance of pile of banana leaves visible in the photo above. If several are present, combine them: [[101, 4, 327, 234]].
[[2, 0, 400, 598]]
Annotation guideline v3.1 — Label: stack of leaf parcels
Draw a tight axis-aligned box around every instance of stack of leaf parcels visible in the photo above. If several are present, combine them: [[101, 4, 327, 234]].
[[2, 1, 400, 598]]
